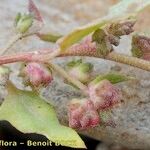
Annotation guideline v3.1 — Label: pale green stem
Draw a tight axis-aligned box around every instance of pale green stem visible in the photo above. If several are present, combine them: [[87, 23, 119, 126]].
[[107, 52, 150, 71], [62, 51, 150, 72], [47, 62, 88, 95], [0, 30, 43, 56], [1, 33, 22, 55]]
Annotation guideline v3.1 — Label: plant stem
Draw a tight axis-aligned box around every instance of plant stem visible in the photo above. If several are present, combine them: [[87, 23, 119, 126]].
[[62, 51, 150, 71], [0, 30, 43, 56], [31, 49, 61, 61], [0, 50, 149, 71], [47, 62, 88, 95], [0, 52, 32, 64], [0, 40, 150, 72], [0, 32, 88, 92], [107, 52, 150, 71], [1, 33, 22, 55]]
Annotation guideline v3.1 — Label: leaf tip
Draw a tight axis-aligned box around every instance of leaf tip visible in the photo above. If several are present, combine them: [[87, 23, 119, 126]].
[[28, 0, 43, 22]]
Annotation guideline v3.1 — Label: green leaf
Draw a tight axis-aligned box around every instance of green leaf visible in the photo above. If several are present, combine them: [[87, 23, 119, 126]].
[[131, 34, 150, 58], [92, 29, 112, 56], [0, 66, 10, 75], [67, 59, 93, 73], [59, 0, 150, 51], [79, 63, 93, 73], [67, 59, 82, 68], [37, 33, 62, 43], [131, 47, 143, 58], [16, 13, 33, 33], [15, 12, 21, 25], [59, 18, 108, 51], [0, 83, 86, 148], [92, 73, 134, 84]]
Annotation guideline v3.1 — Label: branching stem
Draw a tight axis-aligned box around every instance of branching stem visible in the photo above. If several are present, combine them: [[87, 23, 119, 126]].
[[0, 31, 150, 72], [1, 33, 22, 55], [0, 33, 150, 94], [0, 49, 150, 71]]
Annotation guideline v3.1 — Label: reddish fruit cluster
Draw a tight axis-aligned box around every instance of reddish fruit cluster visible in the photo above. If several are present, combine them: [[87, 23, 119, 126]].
[[89, 79, 121, 110], [20, 62, 53, 87], [68, 79, 121, 130], [107, 20, 135, 36], [68, 99, 100, 130], [131, 34, 150, 60]]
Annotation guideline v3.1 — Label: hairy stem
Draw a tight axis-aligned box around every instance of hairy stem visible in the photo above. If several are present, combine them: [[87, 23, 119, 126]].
[[107, 52, 150, 71], [1, 33, 22, 55], [0, 50, 150, 71], [62, 51, 150, 71], [1, 30, 43, 56], [0, 35, 150, 72], [0, 52, 32, 64], [47, 62, 88, 94], [0, 33, 88, 92]]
